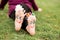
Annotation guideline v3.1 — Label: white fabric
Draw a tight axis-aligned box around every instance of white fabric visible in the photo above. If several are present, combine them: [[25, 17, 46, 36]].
[[15, 5, 24, 12]]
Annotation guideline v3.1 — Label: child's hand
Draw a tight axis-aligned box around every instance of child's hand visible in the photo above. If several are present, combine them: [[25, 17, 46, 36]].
[[38, 8, 42, 12]]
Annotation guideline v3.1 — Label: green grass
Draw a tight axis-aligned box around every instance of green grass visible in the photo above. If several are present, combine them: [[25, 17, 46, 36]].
[[0, 0, 60, 40]]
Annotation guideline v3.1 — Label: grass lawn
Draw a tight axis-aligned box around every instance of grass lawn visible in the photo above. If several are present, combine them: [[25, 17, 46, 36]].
[[0, 0, 60, 40]]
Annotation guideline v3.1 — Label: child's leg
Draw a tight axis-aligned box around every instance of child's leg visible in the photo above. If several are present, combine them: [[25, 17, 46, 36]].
[[15, 5, 26, 31], [26, 13, 36, 36], [9, 5, 26, 31]]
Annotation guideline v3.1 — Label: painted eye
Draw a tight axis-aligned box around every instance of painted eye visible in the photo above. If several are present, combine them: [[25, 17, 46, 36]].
[[19, 17, 22, 20], [30, 21, 35, 24], [19, 17, 21, 19], [16, 16, 19, 19], [30, 22, 32, 24], [33, 21, 35, 24], [16, 16, 22, 20], [30, 21, 33, 24]]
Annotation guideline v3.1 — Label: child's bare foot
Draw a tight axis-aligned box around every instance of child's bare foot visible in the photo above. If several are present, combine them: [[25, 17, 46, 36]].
[[26, 14, 36, 35], [15, 5, 26, 31]]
